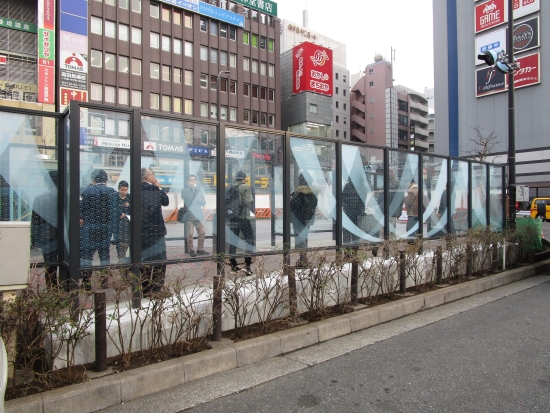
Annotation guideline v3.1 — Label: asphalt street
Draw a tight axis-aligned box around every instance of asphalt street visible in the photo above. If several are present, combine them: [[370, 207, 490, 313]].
[[99, 275, 550, 413]]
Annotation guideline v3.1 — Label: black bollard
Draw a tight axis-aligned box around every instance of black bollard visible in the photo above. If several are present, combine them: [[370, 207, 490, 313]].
[[399, 250, 406, 294], [436, 245, 443, 285], [94, 291, 107, 372]]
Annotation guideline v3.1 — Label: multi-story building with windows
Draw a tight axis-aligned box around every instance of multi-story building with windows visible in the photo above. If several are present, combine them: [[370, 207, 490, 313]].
[[0, 0, 281, 130], [279, 11, 349, 139]]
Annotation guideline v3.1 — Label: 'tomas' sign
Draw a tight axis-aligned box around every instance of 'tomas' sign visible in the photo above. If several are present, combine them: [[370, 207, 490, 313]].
[[292, 41, 333, 97]]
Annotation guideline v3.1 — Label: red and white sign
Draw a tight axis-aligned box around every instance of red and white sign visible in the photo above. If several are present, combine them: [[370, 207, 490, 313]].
[[292, 42, 333, 96], [0, 55, 6, 65], [512, 52, 540, 89], [59, 88, 87, 106], [475, 0, 506, 33], [60, 50, 88, 73], [513, 0, 539, 20], [38, 65, 54, 104]]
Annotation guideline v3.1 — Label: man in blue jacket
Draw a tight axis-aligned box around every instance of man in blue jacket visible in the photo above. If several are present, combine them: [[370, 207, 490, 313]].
[[141, 167, 169, 295]]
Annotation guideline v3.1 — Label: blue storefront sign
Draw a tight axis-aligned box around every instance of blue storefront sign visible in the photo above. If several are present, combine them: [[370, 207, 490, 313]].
[[158, 0, 198, 12], [188, 145, 210, 156], [157, 0, 244, 27]]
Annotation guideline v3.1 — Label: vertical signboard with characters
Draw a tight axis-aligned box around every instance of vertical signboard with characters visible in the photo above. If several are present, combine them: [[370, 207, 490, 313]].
[[292, 42, 333, 96], [475, 0, 507, 34], [37, 0, 55, 104], [513, 52, 540, 89]]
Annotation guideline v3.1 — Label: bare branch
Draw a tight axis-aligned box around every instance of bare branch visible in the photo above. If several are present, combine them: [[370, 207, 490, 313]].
[[466, 126, 500, 162]]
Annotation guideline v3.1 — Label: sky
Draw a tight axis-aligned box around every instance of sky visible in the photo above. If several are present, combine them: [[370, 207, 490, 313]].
[[276, 0, 435, 93]]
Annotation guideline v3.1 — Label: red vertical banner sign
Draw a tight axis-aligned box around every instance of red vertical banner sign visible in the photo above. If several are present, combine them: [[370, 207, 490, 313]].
[[38, 0, 56, 104], [292, 42, 333, 96]]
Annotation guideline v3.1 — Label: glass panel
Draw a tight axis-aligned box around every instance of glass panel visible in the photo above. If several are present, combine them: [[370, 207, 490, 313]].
[[389, 149, 419, 240], [79, 109, 131, 278], [423, 155, 447, 238], [224, 128, 284, 268], [341, 145, 382, 245], [451, 160, 470, 235], [141, 117, 216, 270], [471, 163, 488, 228], [290, 137, 336, 256], [0, 112, 58, 271], [489, 165, 504, 231]]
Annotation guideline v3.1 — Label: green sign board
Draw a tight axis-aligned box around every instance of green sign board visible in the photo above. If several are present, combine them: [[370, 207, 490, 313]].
[[0, 17, 37, 33], [38, 28, 55, 61], [232, 0, 277, 17]]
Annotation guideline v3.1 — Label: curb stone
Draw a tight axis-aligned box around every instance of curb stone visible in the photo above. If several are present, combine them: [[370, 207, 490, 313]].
[[6, 259, 550, 413]]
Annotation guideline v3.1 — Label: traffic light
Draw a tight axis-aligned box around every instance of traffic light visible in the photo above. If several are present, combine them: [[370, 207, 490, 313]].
[[477, 50, 511, 74]]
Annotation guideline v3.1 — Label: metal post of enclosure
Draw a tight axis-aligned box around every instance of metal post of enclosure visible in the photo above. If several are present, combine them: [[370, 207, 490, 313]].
[[468, 161, 473, 230], [417, 153, 424, 255], [130, 109, 143, 308], [68, 101, 82, 294]]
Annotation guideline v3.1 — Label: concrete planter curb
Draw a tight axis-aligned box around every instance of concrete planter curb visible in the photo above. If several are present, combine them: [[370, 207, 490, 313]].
[[6, 260, 550, 413]]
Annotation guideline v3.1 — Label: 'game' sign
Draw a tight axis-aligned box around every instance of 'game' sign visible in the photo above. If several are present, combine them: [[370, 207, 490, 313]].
[[292, 42, 333, 97], [475, 0, 506, 33]]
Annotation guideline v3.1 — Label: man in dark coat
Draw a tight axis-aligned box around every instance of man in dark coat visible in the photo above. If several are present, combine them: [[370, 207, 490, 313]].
[[80, 169, 117, 289], [141, 167, 169, 295], [290, 173, 318, 265], [31, 170, 59, 288], [342, 177, 366, 244]]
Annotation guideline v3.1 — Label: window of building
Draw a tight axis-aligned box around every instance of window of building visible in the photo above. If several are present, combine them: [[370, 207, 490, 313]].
[[200, 46, 208, 60], [343, 89, 346, 97], [252, 59, 258, 73], [369, 98, 374, 103], [210, 20, 218, 35], [343, 75, 347, 83], [184, 13, 192, 27], [105, 52, 116, 70], [261, 87, 267, 100], [131, 58, 141, 75], [173, 38, 182, 54], [369, 113, 374, 118], [230, 107, 237, 121], [91, 49, 102, 67], [369, 69, 373, 74], [398, 129, 408, 141], [260, 36, 266, 49], [119, 56, 129, 73], [243, 83, 250, 96], [210, 75, 217, 90], [91, 83, 102, 100], [229, 1, 236, 12], [132, 90, 141, 106], [185, 70, 193, 85], [252, 110, 258, 124], [150, 32, 159, 48], [184, 41, 193, 57], [105, 86, 116, 103], [173, 68, 182, 83], [251, 33, 258, 47], [162, 95, 170, 111], [244, 110, 249, 123], [220, 105, 227, 120], [398, 115, 408, 126], [243, 31, 249, 44], [268, 15, 274, 26], [335, 101, 339, 109], [370, 128, 374, 134], [220, 51, 227, 65], [162, 65, 170, 81], [118, 0, 128, 9], [200, 102, 208, 117], [91, 17, 102, 35], [162, 35, 170, 51], [210, 104, 217, 119], [309, 104, 318, 113], [229, 26, 236, 40], [200, 73, 207, 88], [369, 81, 374, 87], [336, 115, 339, 123], [184, 99, 193, 115], [230, 53, 237, 67], [150, 93, 160, 109], [132, 27, 141, 44], [269, 89, 274, 101], [230, 80, 236, 93], [173, 97, 182, 113], [173, 10, 181, 24], [343, 117, 347, 125], [251, 10, 258, 21], [150, 2, 159, 18], [344, 131, 347, 139], [105, 20, 116, 38], [210, 48, 218, 63], [260, 13, 266, 24], [161, 6, 170, 21], [260, 112, 267, 126], [219, 78, 228, 92], [335, 73, 339, 80], [243, 6, 249, 18], [398, 99, 408, 111], [260, 62, 266, 75], [252, 85, 258, 98], [243, 57, 249, 71], [151, 63, 160, 79], [220, 23, 227, 38], [200, 17, 207, 32], [119, 88, 129, 105], [131, 0, 141, 13], [343, 103, 347, 110], [118, 23, 129, 41], [336, 130, 339, 137], [269, 64, 275, 77], [268, 114, 274, 127]]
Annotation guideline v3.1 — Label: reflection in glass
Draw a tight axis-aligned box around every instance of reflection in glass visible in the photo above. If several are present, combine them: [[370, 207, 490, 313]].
[[422, 156, 447, 238], [471, 163, 488, 228], [489, 165, 504, 231], [389, 150, 419, 239], [451, 160, 470, 234]]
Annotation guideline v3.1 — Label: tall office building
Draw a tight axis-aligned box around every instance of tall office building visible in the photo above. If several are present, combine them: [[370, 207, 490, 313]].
[[279, 11, 349, 139], [434, 0, 546, 192]]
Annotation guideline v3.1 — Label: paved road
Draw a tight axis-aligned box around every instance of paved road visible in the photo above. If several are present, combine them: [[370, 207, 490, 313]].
[[99, 276, 550, 413]]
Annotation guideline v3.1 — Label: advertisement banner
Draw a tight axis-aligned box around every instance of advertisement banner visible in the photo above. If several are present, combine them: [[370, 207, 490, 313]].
[[231, 0, 277, 17], [60, 69, 87, 90], [197, 2, 245, 27], [37, 0, 56, 104], [513, 0, 539, 19], [476, 66, 507, 97], [475, 27, 506, 65], [60, 31, 88, 54], [60, 88, 87, 106], [38, 65, 55, 103], [513, 52, 540, 89], [60, 50, 88, 73], [0, 18, 37, 33], [292, 41, 333, 96], [475, 0, 506, 33], [513, 16, 539, 53]]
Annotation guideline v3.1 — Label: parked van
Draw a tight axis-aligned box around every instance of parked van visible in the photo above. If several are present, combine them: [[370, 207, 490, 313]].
[[530, 198, 550, 221]]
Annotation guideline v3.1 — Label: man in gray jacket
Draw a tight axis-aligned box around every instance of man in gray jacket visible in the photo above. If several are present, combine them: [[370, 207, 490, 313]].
[[227, 171, 254, 274]]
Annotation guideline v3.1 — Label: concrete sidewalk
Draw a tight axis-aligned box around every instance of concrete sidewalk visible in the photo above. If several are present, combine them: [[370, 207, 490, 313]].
[[6, 260, 550, 413]]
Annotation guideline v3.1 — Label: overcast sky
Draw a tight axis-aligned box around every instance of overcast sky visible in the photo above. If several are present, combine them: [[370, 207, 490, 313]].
[[276, 0, 435, 93]]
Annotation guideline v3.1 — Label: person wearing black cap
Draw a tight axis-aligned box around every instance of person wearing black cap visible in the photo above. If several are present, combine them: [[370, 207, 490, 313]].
[[80, 169, 118, 290], [227, 170, 254, 274]]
